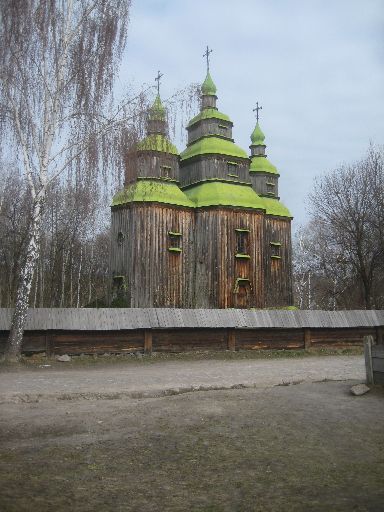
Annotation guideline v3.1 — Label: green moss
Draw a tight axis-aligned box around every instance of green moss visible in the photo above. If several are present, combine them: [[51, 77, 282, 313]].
[[136, 134, 178, 155], [187, 109, 231, 127], [184, 181, 265, 210], [249, 155, 279, 175], [112, 180, 194, 208], [262, 197, 292, 218], [250, 122, 265, 145], [180, 136, 248, 161], [201, 71, 217, 96]]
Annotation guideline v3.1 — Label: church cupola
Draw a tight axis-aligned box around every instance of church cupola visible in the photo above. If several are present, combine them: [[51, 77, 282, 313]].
[[147, 93, 167, 135], [200, 46, 218, 110], [250, 104, 267, 158], [248, 104, 292, 218]]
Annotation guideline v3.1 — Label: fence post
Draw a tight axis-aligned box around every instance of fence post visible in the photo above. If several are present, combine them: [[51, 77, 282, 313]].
[[144, 330, 152, 354], [364, 335, 374, 385], [304, 328, 311, 350], [227, 329, 236, 351]]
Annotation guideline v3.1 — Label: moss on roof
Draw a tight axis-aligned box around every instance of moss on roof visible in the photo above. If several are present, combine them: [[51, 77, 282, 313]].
[[201, 72, 217, 96], [187, 108, 231, 128], [180, 136, 248, 161], [262, 197, 292, 218], [183, 181, 265, 210], [148, 94, 166, 121], [249, 156, 279, 175], [112, 179, 194, 208], [250, 122, 265, 145], [136, 134, 178, 155]]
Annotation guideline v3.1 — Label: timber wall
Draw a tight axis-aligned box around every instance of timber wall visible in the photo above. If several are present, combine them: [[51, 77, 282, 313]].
[[0, 309, 383, 356]]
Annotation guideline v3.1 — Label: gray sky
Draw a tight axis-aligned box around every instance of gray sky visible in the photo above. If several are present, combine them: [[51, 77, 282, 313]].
[[117, 0, 384, 228]]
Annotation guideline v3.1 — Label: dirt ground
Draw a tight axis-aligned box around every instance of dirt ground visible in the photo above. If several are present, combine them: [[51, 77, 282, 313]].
[[0, 367, 383, 511]]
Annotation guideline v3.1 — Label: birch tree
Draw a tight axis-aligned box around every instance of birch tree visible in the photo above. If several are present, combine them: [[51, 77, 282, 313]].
[[0, 0, 131, 360]]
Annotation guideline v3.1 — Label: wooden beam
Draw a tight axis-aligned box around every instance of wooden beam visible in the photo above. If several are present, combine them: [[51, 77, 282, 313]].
[[376, 326, 383, 345], [227, 329, 236, 351], [144, 330, 152, 354], [364, 335, 374, 385], [304, 328, 311, 350]]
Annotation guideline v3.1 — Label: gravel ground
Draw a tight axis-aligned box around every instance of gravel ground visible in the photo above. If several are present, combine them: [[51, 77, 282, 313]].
[[1, 355, 383, 512], [0, 355, 365, 402]]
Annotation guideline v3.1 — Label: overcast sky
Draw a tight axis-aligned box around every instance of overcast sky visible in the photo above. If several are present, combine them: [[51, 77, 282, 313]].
[[117, 0, 384, 228]]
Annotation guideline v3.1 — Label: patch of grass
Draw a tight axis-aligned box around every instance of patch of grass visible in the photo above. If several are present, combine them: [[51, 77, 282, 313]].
[[0, 345, 363, 370]]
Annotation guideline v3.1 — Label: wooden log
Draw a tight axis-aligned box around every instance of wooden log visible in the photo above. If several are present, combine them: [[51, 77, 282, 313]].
[[144, 330, 152, 354], [227, 330, 236, 351], [304, 328, 311, 350], [364, 335, 374, 385]]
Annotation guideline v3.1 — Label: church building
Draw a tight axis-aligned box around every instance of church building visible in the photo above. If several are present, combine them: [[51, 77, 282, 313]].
[[110, 60, 293, 309]]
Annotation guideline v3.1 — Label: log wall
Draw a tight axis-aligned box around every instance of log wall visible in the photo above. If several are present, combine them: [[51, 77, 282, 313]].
[[0, 326, 379, 356]]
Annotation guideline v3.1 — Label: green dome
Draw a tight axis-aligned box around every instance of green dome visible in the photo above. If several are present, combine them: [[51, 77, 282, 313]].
[[112, 179, 194, 208], [201, 72, 217, 96], [262, 197, 292, 218], [184, 181, 265, 210], [136, 134, 178, 155], [180, 136, 247, 161], [148, 94, 166, 121], [250, 122, 265, 145], [187, 108, 231, 128], [249, 156, 279, 175]]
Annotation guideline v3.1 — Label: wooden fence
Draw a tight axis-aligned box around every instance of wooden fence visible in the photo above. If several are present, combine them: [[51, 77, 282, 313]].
[[365, 336, 384, 385], [1, 309, 383, 356]]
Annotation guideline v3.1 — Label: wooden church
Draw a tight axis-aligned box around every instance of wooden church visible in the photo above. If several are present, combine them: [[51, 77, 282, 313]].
[[110, 59, 293, 309]]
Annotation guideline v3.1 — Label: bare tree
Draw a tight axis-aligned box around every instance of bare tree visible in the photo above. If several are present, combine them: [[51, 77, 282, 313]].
[[0, 0, 131, 360], [307, 145, 384, 309]]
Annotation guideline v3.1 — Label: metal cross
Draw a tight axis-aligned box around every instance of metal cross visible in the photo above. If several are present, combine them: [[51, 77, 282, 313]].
[[155, 70, 163, 95], [253, 102, 263, 123], [203, 45, 213, 72]]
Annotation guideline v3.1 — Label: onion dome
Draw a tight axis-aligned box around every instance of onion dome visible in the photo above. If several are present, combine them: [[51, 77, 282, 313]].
[[250, 122, 266, 146], [148, 94, 166, 121], [201, 71, 217, 96]]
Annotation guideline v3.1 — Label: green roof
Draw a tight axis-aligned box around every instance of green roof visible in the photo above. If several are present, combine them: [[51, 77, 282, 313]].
[[184, 181, 265, 210], [187, 108, 231, 128], [201, 71, 217, 96], [112, 179, 194, 208], [136, 134, 178, 155], [250, 122, 265, 145], [148, 94, 166, 121], [180, 136, 248, 161], [262, 197, 292, 218], [249, 156, 279, 175]]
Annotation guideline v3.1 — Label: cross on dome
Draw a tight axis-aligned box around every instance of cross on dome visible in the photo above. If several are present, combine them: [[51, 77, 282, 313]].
[[253, 102, 263, 123], [155, 70, 163, 95], [203, 45, 213, 72]]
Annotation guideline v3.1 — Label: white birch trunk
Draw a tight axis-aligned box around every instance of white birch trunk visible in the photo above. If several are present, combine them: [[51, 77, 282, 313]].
[[5, 191, 45, 360]]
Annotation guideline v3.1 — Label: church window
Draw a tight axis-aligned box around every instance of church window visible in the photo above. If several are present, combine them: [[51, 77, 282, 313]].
[[227, 161, 239, 178], [219, 124, 228, 136], [160, 164, 172, 178], [235, 228, 250, 257], [266, 181, 275, 195], [117, 231, 125, 246], [168, 231, 182, 253], [270, 241, 281, 259]]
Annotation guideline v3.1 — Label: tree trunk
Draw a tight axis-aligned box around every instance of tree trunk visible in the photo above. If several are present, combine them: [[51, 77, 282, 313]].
[[5, 192, 45, 361]]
